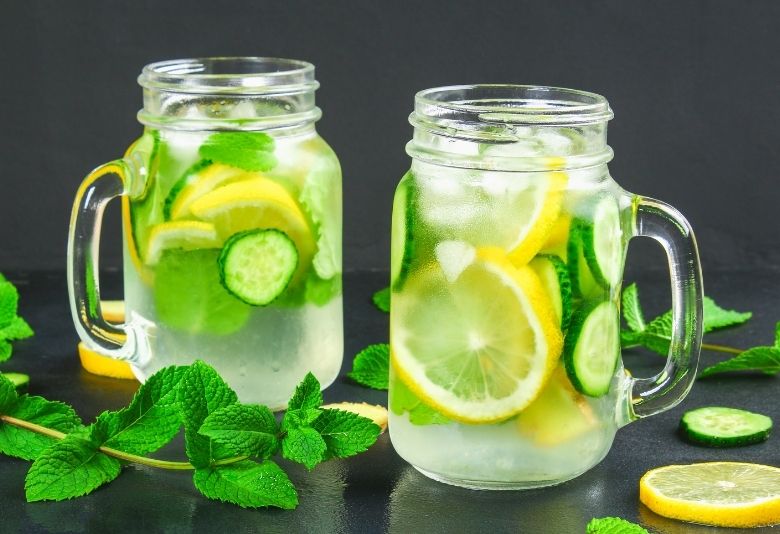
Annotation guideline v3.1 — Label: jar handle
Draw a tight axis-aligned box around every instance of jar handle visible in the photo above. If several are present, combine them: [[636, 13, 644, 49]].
[[619, 195, 704, 425], [67, 159, 138, 362]]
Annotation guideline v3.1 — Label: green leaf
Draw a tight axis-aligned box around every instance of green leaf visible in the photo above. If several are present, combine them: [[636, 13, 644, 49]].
[[390, 379, 451, 426], [194, 459, 297, 509], [638, 312, 673, 355], [287, 372, 322, 412], [0, 316, 34, 340], [621, 283, 646, 332], [0, 281, 19, 327], [199, 404, 279, 459], [0, 396, 82, 460], [25, 434, 121, 502], [372, 286, 390, 313], [281, 427, 327, 469], [0, 373, 19, 412], [347, 344, 389, 390], [97, 366, 186, 455], [311, 408, 380, 459], [586, 516, 649, 533], [699, 346, 780, 378], [178, 361, 238, 468], [283, 407, 322, 430], [0, 272, 6, 282], [0, 339, 12, 362], [198, 132, 277, 172], [702, 297, 752, 331], [775, 322, 780, 348]]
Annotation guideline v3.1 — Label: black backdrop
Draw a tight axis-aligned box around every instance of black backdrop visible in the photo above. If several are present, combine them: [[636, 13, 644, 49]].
[[1, 1, 779, 277]]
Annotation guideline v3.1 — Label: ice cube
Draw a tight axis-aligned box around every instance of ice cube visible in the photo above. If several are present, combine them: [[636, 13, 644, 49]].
[[435, 240, 476, 283]]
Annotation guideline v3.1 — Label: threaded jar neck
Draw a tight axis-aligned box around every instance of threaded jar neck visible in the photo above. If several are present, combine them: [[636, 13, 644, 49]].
[[137, 57, 321, 132], [407, 85, 614, 171]]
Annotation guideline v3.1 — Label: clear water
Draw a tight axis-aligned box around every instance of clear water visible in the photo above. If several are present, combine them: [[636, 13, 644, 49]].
[[389, 126, 631, 487], [121, 127, 343, 408]]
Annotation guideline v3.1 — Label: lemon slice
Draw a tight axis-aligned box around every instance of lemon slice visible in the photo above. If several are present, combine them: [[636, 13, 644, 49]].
[[78, 343, 137, 380], [189, 178, 314, 282], [165, 162, 251, 220], [391, 247, 563, 423], [145, 221, 222, 265], [515, 365, 598, 446], [506, 170, 567, 266], [640, 462, 780, 528]]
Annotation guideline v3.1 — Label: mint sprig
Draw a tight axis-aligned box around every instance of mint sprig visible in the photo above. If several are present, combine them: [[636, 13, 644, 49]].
[[347, 343, 389, 390], [621, 283, 780, 378], [0, 363, 381, 509], [0, 274, 34, 362]]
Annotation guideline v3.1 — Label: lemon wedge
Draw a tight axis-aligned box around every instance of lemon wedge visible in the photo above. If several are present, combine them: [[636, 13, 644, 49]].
[[640, 462, 780, 528], [390, 247, 563, 423]]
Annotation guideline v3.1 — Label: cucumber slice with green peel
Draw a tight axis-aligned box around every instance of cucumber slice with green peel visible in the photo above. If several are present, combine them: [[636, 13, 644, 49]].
[[3, 372, 29, 392], [563, 300, 620, 397], [218, 229, 299, 306], [529, 254, 572, 330], [391, 172, 417, 290], [681, 407, 772, 447], [567, 222, 601, 299], [580, 197, 623, 288]]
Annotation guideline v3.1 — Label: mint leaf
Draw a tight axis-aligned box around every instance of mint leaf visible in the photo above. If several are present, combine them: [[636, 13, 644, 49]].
[[0, 272, 6, 282], [702, 297, 752, 331], [621, 283, 646, 332], [348, 343, 389, 390], [283, 407, 322, 430], [25, 434, 120, 502], [0, 316, 34, 340], [194, 459, 297, 509], [372, 286, 390, 313], [390, 379, 450, 425], [0, 373, 19, 412], [281, 427, 326, 469], [587, 516, 649, 533], [199, 404, 278, 459], [97, 366, 186, 455], [178, 361, 238, 468], [311, 408, 380, 459], [699, 346, 780, 378], [639, 312, 673, 355], [0, 396, 82, 460], [287, 372, 322, 412], [198, 132, 277, 172], [0, 281, 19, 327], [0, 340, 11, 362], [775, 321, 780, 348]]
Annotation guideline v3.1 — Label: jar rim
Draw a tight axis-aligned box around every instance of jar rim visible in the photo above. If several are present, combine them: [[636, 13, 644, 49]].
[[413, 84, 613, 128], [138, 57, 320, 95]]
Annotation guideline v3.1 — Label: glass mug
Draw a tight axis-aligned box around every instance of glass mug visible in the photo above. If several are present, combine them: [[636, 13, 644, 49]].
[[388, 85, 703, 489], [67, 58, 343, 409]]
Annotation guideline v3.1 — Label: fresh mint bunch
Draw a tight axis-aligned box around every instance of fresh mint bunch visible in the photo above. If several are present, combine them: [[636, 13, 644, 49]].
[[586, 516, 649, 533], [621, 283, 780, 378], [0, 362, 381, 509], [0, 274, 34, 362], [348, 344, 389, 390]]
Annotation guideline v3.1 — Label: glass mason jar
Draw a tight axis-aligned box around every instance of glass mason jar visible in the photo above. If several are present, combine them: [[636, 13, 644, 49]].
[[68, 58, 343, 409], [388, 85, 703, 489]]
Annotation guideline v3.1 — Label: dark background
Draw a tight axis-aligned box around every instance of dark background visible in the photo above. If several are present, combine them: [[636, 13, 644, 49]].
[[1, 1, 779, 276]]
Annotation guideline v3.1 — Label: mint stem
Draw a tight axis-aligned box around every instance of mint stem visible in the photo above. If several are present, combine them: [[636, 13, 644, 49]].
[[700, 342, 744, 355], [0, 414, 248, 470]]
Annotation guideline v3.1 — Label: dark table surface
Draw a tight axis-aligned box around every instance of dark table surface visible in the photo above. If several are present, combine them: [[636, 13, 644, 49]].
[[0, 269, 778, 534]]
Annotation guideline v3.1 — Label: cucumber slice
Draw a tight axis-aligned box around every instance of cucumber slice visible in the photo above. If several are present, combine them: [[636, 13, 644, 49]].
[[391, 172, 417, 290], [563, 300, 620, 397], [681, 407, 772, 447], [3, 372, 29, 392], [580, 197, 623, 288], [218, 229, 298, 306], [566, 222, 601, 299], [529, 254, 572, 330]]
